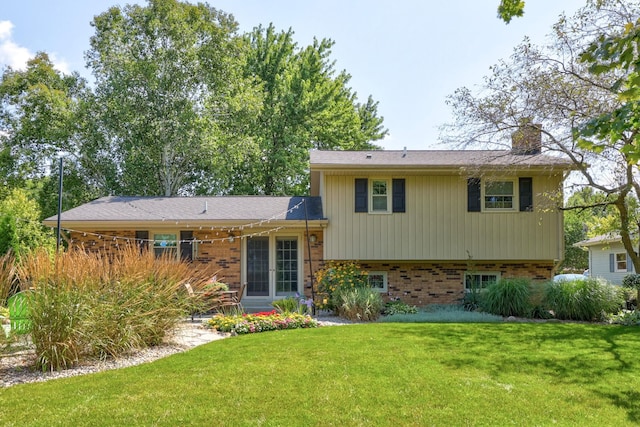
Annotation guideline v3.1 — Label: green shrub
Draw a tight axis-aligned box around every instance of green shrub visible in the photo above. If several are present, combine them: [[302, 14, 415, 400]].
[[608, 309, 640, 326], [528, 281, 552, 319], [272, 294, 313, 314], [315, 261, 369, 312], [207, 310, 318, 334], [462, 289, 482, 311], [334, 287, 383, 321], [382, 300, 418, 316], [544, 278, 624, 321], [480, 278, 531, 317], [622, 274, 640, 290], [622, 273, 640, 308]]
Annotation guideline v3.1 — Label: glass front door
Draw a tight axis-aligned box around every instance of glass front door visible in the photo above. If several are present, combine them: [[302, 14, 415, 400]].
[[246, 237, 269, 296], [276, 237, 298, 296], [245, 235, 300, 298]]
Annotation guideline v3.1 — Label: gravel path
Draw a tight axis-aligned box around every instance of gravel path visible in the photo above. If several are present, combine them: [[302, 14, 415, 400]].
[[0, 316, 354, 388]]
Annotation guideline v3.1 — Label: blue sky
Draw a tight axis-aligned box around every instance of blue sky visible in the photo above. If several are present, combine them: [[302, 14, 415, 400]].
[[1, 0, 585, 150]]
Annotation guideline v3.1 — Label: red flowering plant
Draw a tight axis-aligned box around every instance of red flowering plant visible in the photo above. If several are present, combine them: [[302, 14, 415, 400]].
[[207, 310, 318, 335]]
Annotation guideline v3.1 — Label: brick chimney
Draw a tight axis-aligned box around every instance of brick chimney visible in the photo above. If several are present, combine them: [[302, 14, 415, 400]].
[[511, 120, 542, 155]]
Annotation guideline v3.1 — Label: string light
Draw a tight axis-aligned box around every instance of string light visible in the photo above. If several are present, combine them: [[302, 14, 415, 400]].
[[5, 198, 310, 246]]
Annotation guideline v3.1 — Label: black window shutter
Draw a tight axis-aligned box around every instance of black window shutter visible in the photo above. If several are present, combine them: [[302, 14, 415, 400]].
[[180, 230, 194, 262], [355, 178, 368, 212], [135, 230, 149, 253], [392, 179, 406, 213], [467, 178, 481, 212], [519, 177, 533, 212]]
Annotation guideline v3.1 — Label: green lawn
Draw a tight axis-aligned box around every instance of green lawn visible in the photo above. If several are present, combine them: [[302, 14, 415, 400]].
[[2, 323, 640, 426]]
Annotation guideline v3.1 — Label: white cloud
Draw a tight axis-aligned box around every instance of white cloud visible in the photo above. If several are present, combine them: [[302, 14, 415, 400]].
[[0, 21, 13, 40], [0, 20, 31, 70], [0, 20, 69, 74]]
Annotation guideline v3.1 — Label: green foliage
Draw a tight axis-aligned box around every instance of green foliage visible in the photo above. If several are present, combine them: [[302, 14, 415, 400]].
[[85, 0, 245, 196], [382, 299, 418, 316], [561, 187, 611, 271], [608, 309, 640, 325], [0, 188, 55, 259], [333, 286, 383, 321], [207, 310, 318, 334], [497, 0, 525, 24], [0, 52, 84, 185], [462, 287, 483, 311], [622, 273, 640, 289], [218, 24, 386, 195], [315, 261, 369, 312], [272, 294, 313, 314], [14, 246, 217, 371], [480, 278, 532, 317], [544, 278, 625, 321], [1, 1, 388, 199]]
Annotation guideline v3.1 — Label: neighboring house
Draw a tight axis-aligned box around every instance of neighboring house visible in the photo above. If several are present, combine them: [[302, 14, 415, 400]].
[[575, 234, 636, 284], [44, 126, 575, 306]]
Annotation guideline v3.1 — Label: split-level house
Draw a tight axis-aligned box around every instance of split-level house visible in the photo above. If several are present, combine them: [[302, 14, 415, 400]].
[[44, 127, 575, 306]]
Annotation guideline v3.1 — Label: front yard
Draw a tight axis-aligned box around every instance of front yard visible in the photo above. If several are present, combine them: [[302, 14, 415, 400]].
[[1, 322, 639, 426]]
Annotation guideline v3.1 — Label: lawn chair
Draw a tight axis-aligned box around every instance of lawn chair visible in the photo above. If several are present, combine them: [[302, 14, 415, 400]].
[[8, 291, 30, 335], [216, 283, 245, 314]]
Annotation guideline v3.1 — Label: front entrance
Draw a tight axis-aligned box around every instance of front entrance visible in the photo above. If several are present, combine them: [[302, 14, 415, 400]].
[[245, 235, 301, 299]]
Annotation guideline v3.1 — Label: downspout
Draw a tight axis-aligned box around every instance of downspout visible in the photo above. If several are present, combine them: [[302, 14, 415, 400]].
[[304, 198, 316, 312]]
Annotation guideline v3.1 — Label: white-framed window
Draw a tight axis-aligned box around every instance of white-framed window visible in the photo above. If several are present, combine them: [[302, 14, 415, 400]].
[[465, 272, 500, 292], [153, 233, 177, 258], [370, 179, 390, 213], [368, 271, 388, 292], [483, 180, 515, 211], [615, 253, 627, 272]]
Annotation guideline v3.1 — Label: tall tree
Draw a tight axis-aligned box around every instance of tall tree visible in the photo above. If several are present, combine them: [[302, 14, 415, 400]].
[[445, 0, 640, 269], [0, 53, 85, 188], [0, 187, 55, 259], [216, 24, 387, 196], [85, 0, 246, 196]]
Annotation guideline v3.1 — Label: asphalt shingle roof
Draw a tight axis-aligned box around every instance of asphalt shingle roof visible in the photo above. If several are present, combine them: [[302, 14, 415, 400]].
[[310, 149, 575, 169], [46, 196, 324, 222]]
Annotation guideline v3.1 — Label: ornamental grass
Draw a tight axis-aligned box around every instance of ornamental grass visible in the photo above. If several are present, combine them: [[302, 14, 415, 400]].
[[12, 246, 218, 371]]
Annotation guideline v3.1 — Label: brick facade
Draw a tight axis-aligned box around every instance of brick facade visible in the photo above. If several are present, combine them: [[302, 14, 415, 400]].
[[70, 229, 325, 297], [359, 261, 554, 305], [69, 229, 552, 306]]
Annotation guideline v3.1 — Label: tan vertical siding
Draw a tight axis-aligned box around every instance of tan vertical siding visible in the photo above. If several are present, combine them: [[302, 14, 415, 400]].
[[324, 173, 563, 261]]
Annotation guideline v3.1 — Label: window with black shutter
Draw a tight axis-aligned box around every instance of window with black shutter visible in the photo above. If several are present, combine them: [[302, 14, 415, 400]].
[[355, 178, 368, 212], [180, 230, 194, 262], [467, 178, 481, 212], [392, 179, 405, 213], [135, 230, 149, 253], [519, 177, 533, 212]]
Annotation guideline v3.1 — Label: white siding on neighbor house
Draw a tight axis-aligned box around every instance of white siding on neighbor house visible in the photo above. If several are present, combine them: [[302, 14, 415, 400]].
[[322, 173, 564, 261], [588, 242, 635, 284]]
